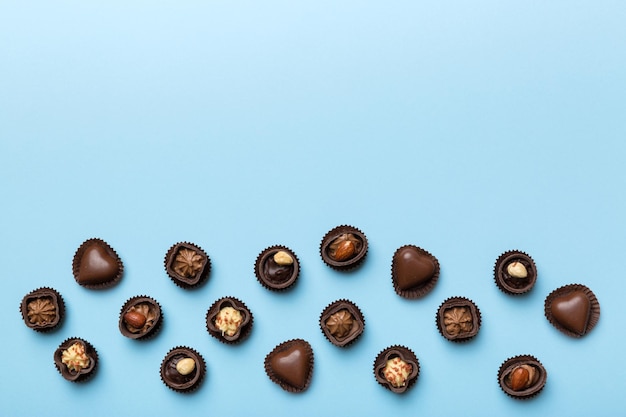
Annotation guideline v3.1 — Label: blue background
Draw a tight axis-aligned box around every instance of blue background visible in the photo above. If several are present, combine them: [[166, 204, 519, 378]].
[[1, 1, 625, 416]]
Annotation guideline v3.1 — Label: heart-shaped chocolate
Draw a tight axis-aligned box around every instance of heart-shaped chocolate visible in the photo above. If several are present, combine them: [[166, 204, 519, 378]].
[[550, 290, 591, 336], [265, 339, 313, 392], [73, 239, 122, 287], [393, 246, 437, 291]]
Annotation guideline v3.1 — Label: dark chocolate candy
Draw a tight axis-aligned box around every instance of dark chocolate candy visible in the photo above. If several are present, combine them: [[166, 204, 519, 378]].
[[373, 345, 420, 394], [498, 355, 547, 399], [255, 245, 299, 291], [160, 346, 205, 393], [436, 297, 481, 342], [320, 225, 368, 271], [494, 250, 537, 295], [544, 284, 600, 337], [391, 245, 439, 298], [206, 297, 253, 344], [72, 238, 123, 288], [118, 296, 162, 340], [264, 339, 313, 393], [20, 287, 64, 332], [53, 337, 98, 382], [164, 242, 211, 289], [319, 299, 365, 347]]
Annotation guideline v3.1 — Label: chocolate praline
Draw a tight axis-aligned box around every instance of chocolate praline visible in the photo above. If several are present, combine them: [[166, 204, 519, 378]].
[[391, 245, 440, 298], [53, 337, 98, 382], [118, 296, 162, 340], [320, 225, 368, 271], [498, 355, 547, 399], [72, 238, 123, 289], [160, 346, 206, 393], [254, 245, 300, 291], [264, 339, 314, 393], [436, 297, 481, 342], [319, 299, 365, 347], [494, 250, 537, 295], [544, 284, 600, 338], [373, 345, 420, 394], [20, 287, 65, 332], [206, 297, 253, 344], [164, 242, 211, 289]]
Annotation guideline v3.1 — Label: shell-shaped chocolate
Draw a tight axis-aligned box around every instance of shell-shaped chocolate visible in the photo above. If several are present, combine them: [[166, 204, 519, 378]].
[[160, 346, 206, 393], [206, 297, 253, 344], [53, 337, 98, 382], [320, 225, 368, 271], [498, 355, 547, 399], [494, 250, 537, 295], [254, 245, 300, 291], [373, 345, 420, 394]]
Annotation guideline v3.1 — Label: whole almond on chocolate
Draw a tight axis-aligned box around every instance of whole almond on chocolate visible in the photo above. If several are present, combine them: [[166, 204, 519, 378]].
[[333, 241, 356, 261], [509, 366, 530, 391], [124, 311, 147, 328]]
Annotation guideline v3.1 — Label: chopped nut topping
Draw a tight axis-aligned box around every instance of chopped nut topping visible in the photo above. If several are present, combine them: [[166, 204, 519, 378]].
[[325, 309, 354, 338], [443, 306, 473, 336], [383, 357, 413, 388], [173, 248, 204, 278], [27, 297, 56, 325], [61, 342, 90, 373], [215, 306, 243, 337]]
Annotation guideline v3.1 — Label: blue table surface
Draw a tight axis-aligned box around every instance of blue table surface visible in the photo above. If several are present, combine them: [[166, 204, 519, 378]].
[[2, 1, 626, 416]]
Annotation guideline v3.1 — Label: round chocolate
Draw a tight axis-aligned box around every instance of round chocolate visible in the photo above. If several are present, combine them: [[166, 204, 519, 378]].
[[20, 287, 64, 332], [498, 355, 547, 399], [544, 284, 600, 338], [160, 346, 206, 393], [436, 296, 481, 342], [319, 299, 365, 347], [118, 296, 162, 340], [391, 245, 440, 298], [264, 339, 314, 393], [164, 242, 211, 289], [53, 337, 98, 382], [72, 238, 123, 289], [494, 250, 537, 295], [206, 297, 253, 344], [373, 345, 420, 394], [320, 225, 368, 271], [254, 245, 300, 291]]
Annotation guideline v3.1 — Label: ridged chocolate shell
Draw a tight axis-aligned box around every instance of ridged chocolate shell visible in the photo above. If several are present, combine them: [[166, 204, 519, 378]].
[[264, 339, 314, 393], [53, 337, 98, 382], [118, 295, 163, 340], [254, 245, 300, 291], [206, 296, 253, 344], [20, 287, 65, 332], [391, 244, 440, 299], [319, 299, 365, 347], [160, 346, 206, 393], [373, 345, 420, 394], [436, 296, 481, 342], [320, 225, 368, 271], [498, 355, 547, 399], [164, 242, 211, 289], [493, 250, 537, 295], [544, 284, 600, 338], [72, 238, 123, 289]]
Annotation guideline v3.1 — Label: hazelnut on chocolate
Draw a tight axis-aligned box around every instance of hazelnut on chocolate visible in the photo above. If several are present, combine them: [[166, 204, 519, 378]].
[[118, 296, 162, 340]]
